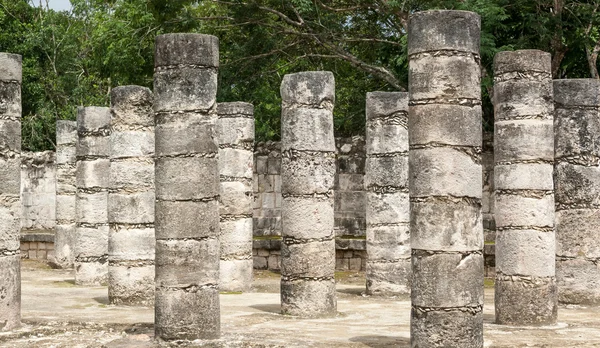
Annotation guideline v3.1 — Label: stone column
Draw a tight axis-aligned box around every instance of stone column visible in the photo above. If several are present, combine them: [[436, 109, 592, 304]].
[[554, 79, 600, 305], [364, 92, 410, 296], [55, 120, 77, 269], [408, 11, 483, 347], [75, 106, 110, 286], [280, 71, 337, 317], [493, 50, 557, 325], [108, 86, 155, 306], [0, 53, 22, 331], [154, 33, 220, 340], [217, 102, 254, 292]]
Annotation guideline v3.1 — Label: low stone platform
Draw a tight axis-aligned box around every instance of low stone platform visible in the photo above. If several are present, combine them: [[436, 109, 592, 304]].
[[2, 260, 600, 347]]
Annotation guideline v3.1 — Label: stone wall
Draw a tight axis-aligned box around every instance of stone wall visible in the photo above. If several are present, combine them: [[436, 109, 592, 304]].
[[21, 151, 56, 232]]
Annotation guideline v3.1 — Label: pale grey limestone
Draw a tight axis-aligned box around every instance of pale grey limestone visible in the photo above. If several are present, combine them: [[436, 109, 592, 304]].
[[154, 33, 220, 340], [108, 86, 155, 306], [364, 91, 410, 296], [55, 120, 77, 269], [75, 107, 110, 286], [493, 50, 557, 325], [408, 10, 483, 347], [280, 71, 337, 317], [554, 78, 600, 305], [217, 102, 254, 292], [0, 52, 21, 331]]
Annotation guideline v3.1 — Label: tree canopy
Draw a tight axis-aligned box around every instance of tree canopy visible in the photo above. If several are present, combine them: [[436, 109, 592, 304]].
[[1, 0, 599, 151]]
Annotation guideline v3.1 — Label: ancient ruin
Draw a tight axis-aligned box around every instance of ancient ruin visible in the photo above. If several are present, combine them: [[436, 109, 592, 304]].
[[280, 71, 337, 317], [74, 106, 111, 286], [493, 50, 557, 325], [217, 102, 254, 292], [408, 10, 484, 347], [108, 86, 155, 306], [554, 79, 600, 305], [54, 120, 77, 269], [364, 91, 410, 296], [153, 33, 221, 340], [0, 52, 22, 331]]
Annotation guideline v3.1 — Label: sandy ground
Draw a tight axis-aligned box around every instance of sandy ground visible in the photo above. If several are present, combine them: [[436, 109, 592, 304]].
[[1, 260, 600, 347]]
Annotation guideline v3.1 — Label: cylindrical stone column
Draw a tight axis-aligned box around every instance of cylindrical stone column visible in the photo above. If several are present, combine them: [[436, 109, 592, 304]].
[[554, 79, 600, 305], [108, 86, 155, 306], [55, 120, 77, 269], [217, 102, 254, 292], [493, 50, 557, 325], [408, 11, 483, 347], [364, 92, 410, 296], [280, 71, 337, 317], [0, 53, 22, 331], [75, 106, 111, 286], [154, 34, 220, 340]]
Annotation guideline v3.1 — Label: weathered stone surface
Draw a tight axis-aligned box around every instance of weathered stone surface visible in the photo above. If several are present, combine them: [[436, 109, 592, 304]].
[[108, 264, 154, 306], [219, 181, 252, 216], [553, 78, 600, 107], [412, 252, 484, 308], [495, 277, 557, 325], [556, 209, 600, 258], [109, 227, 154, 260], [365, 260, 411, 296], [410, 198, 482, 252], [280, 279, 336, 317], [409, 147, 481, 198], [495, 229, 555, 277], [280, 71, 336, 317], [55, 119, 77, 269], [366, 192, 409, 225], [154, 33, 220, 340], [493, 49, 556, 325], [364, 156, 408, 189], [555, 162, 600, 207], [0, 255, 20, 331], [557, 258, 600, 305], [75, 106, 110, 286], [219, 148, 253, 179], [408, 10, 483, 345], [108, 192, 154, 225], [366, 224, 409, 260], [411, 309, 483, 348]]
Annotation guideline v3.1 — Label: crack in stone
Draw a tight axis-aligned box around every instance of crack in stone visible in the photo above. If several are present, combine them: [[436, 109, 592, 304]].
[[495, 113, 553, 121], [495, 159, 553, 165], [75, 255, 108, 263], [56, 163, 76, 169], [412, 249, 482, 257], [555, 103, 600, 111], [111, 124, 153, 132], [155, 152, 217, 159], [496, 226, 553, 232], [109, 223, 154, 230], [157, 195, 219, 203], [0, 115, 20, 121], [154, 109, 215, 121], [556, 155, 600, 167], [220, 254, 253, 261], [76, 155, 109, 161], [0, 150, 20, 159], [282, 100, 334, 111], [79, 127, 111, 137], [220, 214, 252, 221], [282, 235, 335, 245], [218, 114, 253, 119], [76, 222, 109, 228], [410, 142, 481, 163], [368, 112, 408, 129], [366, 222, 409, 228], [78, 187, 108, 194], [496, 273, 556, 285], [281, 149, 336, 159], [366, 185, 408, 194], [367, 151, 408, 158], [412, 304, 483, 314], [408, 49, 480, 63], [158, 283, 219, 292], [281, 276, 335, 282], [0, 249, 19, 257], [219, 176, 252, 185], [110, 157, 154, 165], [367, 258, 411, 264], [0, 80, 20, 85], [409, 97, 481, 107], [56, 219, 76, 225], [495, 189, 553, 199], [282, 191, 333, 200], [108, 259, 155, 267], [157, 236, 217, 242], [557, 256, 600, 264], [154, 64, 217, 71], [556, 202, 600, 211], [108, 187, 154, 194], [219, 143, 254, 151], [494, 70, 552, 83], [410, 195, 481, 206]]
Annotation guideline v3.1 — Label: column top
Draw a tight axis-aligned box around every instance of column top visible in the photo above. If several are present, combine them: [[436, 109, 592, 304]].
[[155, 33, 219, 68], [0, 53, 22, 82], [77, 106, 111, 133], [110, 85, 154, 126], [408, 10, 480, 56], [56, 120, 77, 145], [280, 71, 335, 108], [494, 50, 551, 75], [366, 91, 408, 121], [554, 79, 600, 107]]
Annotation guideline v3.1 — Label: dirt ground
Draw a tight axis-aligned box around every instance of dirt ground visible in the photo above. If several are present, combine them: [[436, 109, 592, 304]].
[[1, 260, 600, 347]]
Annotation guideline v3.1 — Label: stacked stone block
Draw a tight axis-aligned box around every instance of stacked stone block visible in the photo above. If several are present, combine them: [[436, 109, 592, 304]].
[[482, 132, 496, 277], [334, 136, 366, 238], [153, 33, 221, 340], [0, 53, 22, 331], [75, 107, 110, 285], [364, 92, 410, 296], [408, 11, 483, 347], [217, 102, 254, 292], [253, 141, 282, 237], [493, 50, 557, 325], [55, 121, 77, 268], [554, 79, 600, 305], [280, 71, 337, 317], [108, 86, 155, 306]]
